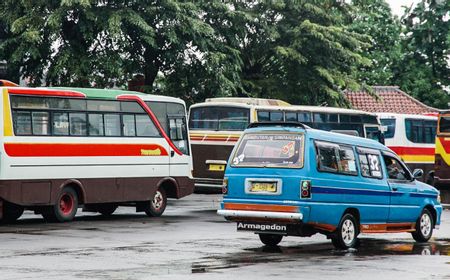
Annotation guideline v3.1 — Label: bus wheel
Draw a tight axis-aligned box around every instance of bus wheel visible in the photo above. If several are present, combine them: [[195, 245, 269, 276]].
[[43, 187, 78, 223], [1, 201, 24, 223], [412, 209, 433, 242], [143, 188, 167, 217], [98, 204, 118, 216], [259, 234, 283, 247], [331, 213, 358, 249]]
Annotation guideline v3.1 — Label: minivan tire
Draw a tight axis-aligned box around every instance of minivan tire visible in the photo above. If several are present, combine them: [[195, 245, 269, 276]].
[[332, 213, 358, 249], [412, 208, 434, 242], [259, 233, 283, 247]]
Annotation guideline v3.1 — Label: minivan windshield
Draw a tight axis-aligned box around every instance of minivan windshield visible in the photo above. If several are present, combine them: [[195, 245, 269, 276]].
[[231, 133, 304, 168]]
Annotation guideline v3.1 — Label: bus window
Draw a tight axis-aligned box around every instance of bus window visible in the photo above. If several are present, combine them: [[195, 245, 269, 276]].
[[298, 112, 312, 123], [380, 119, 395, 139], [257, 110, 283, 122], [88, 114, 104, 136], [104, 114, 121, 136], [32, 112, 50, 135], [285, 112, 297, 122], [314, 113, 338, 123], [53, 112, 69, 135], [69, 113, 87, 136], [439, 116, 450, 133], [219, 108, 250, 130], [13, 111, 32, 135], [147, 101, 190, 154], [189, 106, 249, 131], [405, 119, 436, 144]]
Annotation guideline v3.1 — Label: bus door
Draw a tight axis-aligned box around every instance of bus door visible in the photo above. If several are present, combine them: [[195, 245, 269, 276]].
[[167, 113, 191, 177]]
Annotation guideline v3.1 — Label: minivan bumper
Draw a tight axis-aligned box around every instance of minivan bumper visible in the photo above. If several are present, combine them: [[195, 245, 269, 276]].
[[217, 209, 303, 220]]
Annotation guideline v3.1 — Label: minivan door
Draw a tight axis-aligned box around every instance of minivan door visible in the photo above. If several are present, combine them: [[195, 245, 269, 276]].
[[382, 154, 422, 223]]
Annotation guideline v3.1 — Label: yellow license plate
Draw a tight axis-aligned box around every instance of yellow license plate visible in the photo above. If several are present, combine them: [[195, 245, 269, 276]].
[[209, 164, 225, 171], [250, 182, 277, 192]]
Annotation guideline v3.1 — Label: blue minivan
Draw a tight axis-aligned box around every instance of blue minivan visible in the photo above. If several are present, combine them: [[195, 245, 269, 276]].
[[217, 122, 442, 249]]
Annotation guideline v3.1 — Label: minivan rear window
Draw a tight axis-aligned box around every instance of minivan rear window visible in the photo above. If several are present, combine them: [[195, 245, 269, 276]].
[[231, 133, 304, 168]]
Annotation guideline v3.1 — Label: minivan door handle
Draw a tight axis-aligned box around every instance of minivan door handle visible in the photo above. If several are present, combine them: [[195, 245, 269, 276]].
[[392, 187, 398, 191]]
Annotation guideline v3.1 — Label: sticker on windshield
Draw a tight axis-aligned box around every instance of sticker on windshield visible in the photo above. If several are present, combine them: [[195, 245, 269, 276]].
[[233, 154, 245, 165]]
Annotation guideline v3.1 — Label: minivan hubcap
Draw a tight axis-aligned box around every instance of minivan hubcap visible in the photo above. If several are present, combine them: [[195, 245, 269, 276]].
[[152, 191, 163, 210], [420, 214, 432, 237], [342, 219, 355, 245]]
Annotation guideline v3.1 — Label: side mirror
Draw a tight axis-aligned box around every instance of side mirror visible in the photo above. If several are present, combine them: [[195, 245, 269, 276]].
[[413, 169, 424, 179]]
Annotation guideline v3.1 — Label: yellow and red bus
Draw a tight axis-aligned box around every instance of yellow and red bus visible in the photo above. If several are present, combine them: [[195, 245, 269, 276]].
[[0, 85, 193, 223], [434, 112, 450, 204]]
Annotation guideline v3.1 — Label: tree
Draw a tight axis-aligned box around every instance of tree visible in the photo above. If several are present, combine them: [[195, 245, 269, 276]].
[[393, 0, 450, 108], [0, 0, 243, 103], [233, 1, 371, 106], [348, 0, 402, 86]]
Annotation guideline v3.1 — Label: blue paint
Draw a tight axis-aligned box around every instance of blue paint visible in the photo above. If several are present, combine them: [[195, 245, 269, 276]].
[[220, 125, 442, 236]]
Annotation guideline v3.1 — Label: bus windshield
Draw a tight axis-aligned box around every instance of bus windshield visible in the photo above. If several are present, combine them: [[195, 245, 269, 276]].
[[231, 133, 304, 168], [189, 106, 250, 131]]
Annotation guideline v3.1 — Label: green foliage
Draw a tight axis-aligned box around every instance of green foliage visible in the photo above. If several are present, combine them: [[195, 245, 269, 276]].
[[348, 0, 402, 86], [393, 0, 450, 109], [235, 1, 371, 107], [0, 0, 448, 108], [0, 0, 242, 103]]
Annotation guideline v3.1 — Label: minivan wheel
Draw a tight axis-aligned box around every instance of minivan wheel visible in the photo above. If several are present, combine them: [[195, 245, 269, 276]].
[[412, 209, 433, 242], [332, 213, 358, 249], [259, 233, 283, 247]]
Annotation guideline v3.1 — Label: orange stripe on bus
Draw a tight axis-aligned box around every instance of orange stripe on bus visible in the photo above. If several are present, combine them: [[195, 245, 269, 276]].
[[4, 143, 168, 157], [224, 203, 299, 213]]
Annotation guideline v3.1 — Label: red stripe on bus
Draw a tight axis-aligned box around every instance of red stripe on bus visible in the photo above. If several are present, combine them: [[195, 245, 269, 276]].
[[8, 88, 86, 98], [4, 143, 168, 157], [389, 146, 435, 156], [116, 95, 183, 156]]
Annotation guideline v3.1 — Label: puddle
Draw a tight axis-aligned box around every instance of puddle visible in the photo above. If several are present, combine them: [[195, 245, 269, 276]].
[[191, 238, 450, 273]]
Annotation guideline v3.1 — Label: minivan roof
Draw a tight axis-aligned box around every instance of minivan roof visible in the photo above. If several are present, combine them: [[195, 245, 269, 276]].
[[245, 125, 389, 152]]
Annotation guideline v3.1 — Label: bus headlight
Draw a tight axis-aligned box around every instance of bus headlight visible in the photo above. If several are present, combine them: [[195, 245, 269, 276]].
[[437, 194, 441, 203], [222, 177, 228, 195]]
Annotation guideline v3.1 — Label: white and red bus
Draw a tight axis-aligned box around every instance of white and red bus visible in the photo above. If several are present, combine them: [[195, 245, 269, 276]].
[[0, 85, 193, 223], [378, 113, 437, 184]]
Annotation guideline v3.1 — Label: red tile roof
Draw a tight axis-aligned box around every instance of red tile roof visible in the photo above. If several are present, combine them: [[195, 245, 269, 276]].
[[345, 86, 439, 114]]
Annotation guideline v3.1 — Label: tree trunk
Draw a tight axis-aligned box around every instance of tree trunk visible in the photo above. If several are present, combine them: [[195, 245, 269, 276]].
[[143, 48, 160, 88]]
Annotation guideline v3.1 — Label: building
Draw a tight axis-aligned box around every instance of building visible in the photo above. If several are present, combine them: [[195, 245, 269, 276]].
[[345, 86, 439, 114]]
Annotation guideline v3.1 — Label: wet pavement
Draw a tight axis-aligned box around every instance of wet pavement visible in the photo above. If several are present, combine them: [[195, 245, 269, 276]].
[[0, 194, 449, 280]]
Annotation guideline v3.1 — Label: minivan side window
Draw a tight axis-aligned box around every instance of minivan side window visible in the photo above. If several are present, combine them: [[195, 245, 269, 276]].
[[357, 150, 383, 179], [383, 155, 412, 181], [316, 141, 357, 175]]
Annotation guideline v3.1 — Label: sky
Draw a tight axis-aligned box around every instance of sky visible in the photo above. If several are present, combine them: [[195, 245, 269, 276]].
[[387, 0, 418, 17]]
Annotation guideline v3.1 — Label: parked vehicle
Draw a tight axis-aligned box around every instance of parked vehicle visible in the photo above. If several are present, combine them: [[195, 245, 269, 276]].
[[378, 113, 437, 185], [0, 85, 193, 223], [218, 122, 442, 249], [189, 97, 383, 192], [434, 111, 450, 204]]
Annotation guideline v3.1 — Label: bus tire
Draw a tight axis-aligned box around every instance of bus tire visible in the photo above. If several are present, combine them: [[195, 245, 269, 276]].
[[331, 213, 358, 249], [43, 187, 78, 223], [143, 188, 167, 217], [412, 208, 433, 243], [1, 201, 24, 223], [98, 203, 118, 216], [259, 234, 283, 247]]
